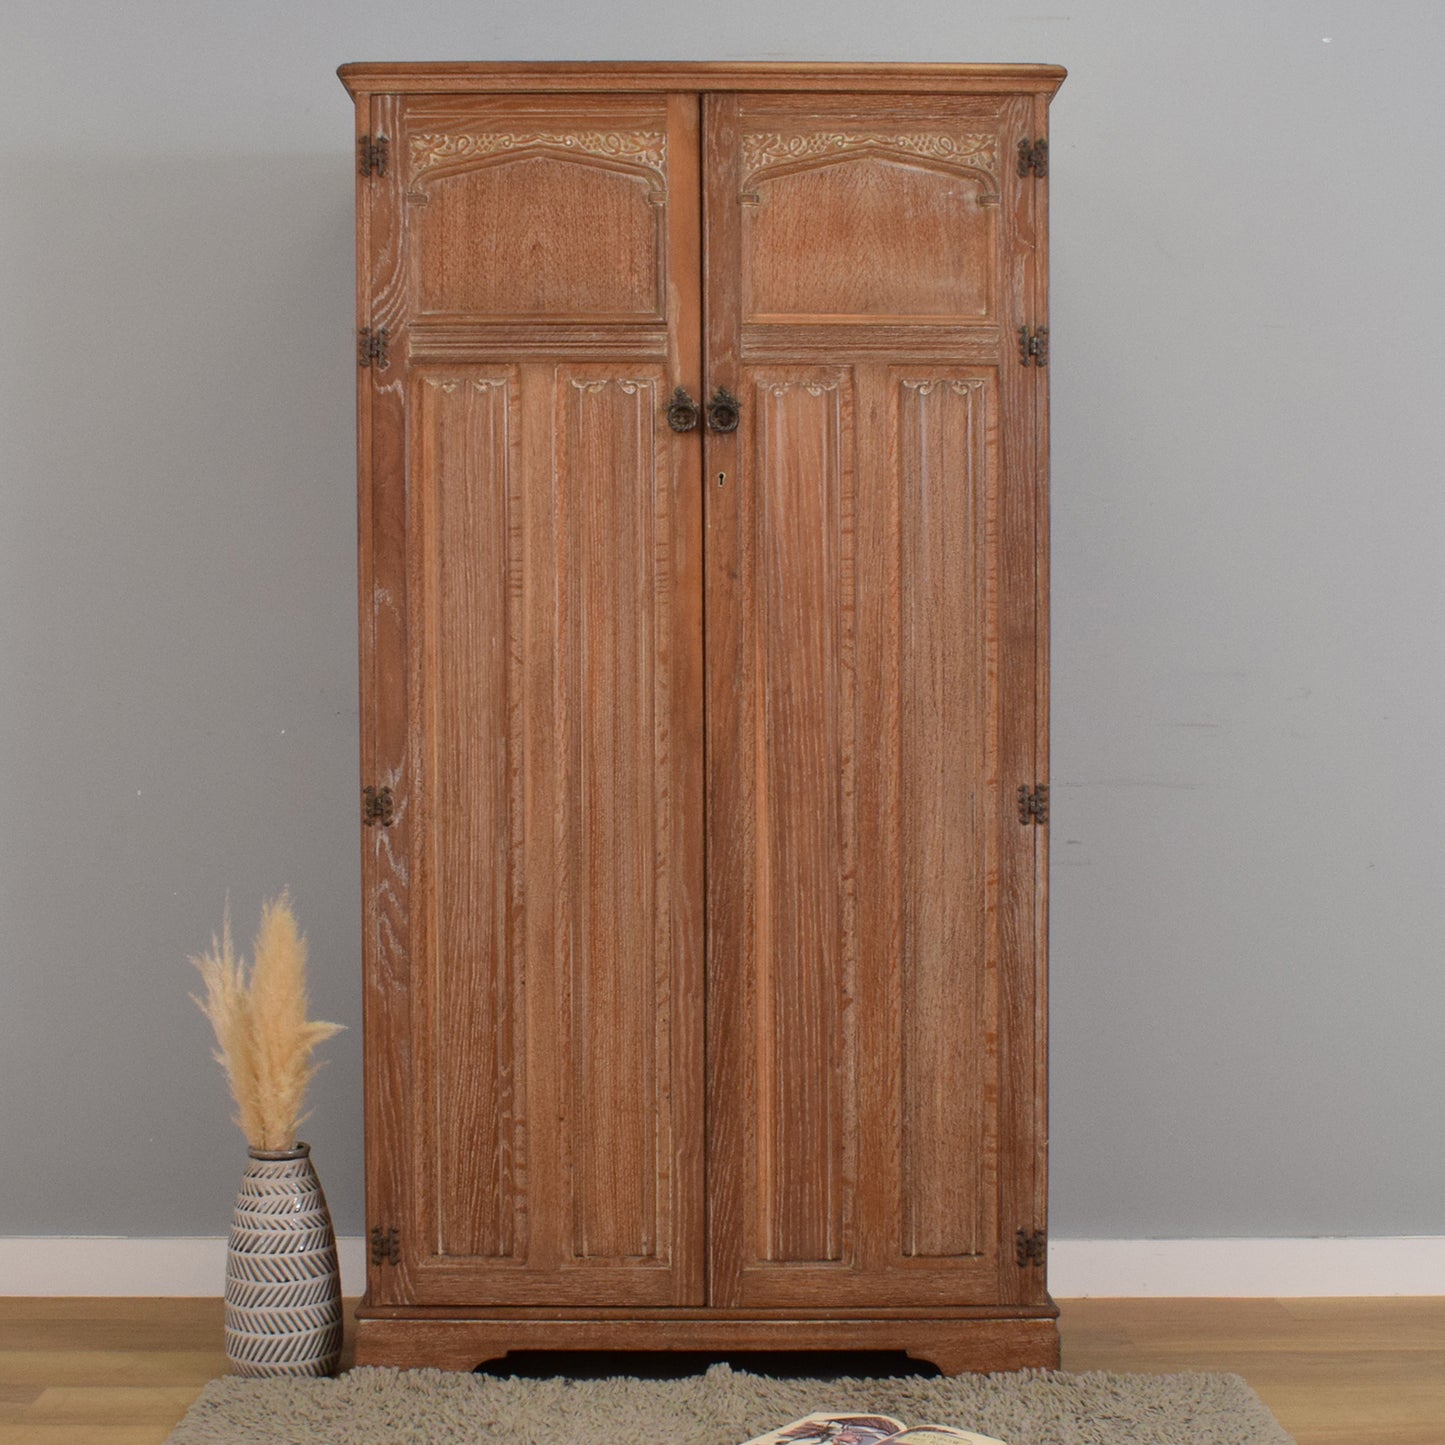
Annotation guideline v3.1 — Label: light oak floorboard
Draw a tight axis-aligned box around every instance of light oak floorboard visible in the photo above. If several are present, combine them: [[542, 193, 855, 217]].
[[0, 1299, 354, 1443], [1060, 1297, 1445, 1445], [0, 1298, 1439, 1443]]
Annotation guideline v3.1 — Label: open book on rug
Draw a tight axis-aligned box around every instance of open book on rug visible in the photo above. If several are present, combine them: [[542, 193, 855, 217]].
[[740, 1413, 1005, 1445]]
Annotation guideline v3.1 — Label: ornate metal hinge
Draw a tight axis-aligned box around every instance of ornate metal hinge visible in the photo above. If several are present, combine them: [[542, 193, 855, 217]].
[[1015, 1228, 1047, 1268], [1017, 137, 1049, 178], [369, 1225, 400, 1266], [358, 326, 389, 369], [1018, 784, 1049, 825], [1018, 325, 1049, 367], [362, 785, 394, 827], [358, 134, 389, 177]]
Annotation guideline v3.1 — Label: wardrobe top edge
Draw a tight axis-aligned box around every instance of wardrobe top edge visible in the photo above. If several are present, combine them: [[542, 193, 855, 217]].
[[336, 61, 1067, 100]]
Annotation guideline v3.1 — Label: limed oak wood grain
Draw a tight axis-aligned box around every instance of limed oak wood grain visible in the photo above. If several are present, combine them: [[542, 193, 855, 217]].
[[351, 62, 1058, 1373]]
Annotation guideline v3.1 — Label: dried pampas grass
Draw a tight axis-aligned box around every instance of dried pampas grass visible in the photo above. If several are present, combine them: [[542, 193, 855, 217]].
[[191, 892, 344, 1152]]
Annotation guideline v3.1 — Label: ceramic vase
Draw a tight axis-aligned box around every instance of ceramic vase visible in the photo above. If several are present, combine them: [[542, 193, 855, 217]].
[[224, 1142, 342, 1376]]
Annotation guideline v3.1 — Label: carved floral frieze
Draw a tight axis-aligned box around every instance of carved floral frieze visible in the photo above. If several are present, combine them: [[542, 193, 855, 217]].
[[422, 377, 509, 393], [569, 377, 655, 395], [409, 131, 668, 191], [900, 378, 987, 395], [741, 131, 998, 187], [757, 379, 842, 398]]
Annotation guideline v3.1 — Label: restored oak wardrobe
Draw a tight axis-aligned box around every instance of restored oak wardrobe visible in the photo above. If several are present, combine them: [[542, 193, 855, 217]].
[[340, 62, 1063, 1374]]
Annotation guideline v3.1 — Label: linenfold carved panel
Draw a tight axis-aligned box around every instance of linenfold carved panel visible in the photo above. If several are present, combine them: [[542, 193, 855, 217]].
[[747, 369, 856, 1267], [893, 370, 999, 1263], [413, 368, 525, 1264], [556, 366, 671, 1265]]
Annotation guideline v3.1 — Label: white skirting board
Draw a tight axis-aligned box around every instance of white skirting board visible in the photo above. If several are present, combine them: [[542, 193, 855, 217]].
[[2, 1237, 1444, 1297], [0, 1236, 370, 1298], [1049, 1237, 1445, 1297]]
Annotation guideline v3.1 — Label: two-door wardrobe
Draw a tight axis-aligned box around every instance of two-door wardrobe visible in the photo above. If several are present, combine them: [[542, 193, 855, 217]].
[[340, 61, 1064, 1375]]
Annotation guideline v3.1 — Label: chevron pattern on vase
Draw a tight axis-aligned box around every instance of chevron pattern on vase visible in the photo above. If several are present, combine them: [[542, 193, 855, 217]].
[[224, 1144, 342, 1377]]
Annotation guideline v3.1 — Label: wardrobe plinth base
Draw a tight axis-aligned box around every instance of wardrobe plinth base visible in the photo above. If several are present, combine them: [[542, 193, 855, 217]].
[[352, 1306, 1061, 1375]]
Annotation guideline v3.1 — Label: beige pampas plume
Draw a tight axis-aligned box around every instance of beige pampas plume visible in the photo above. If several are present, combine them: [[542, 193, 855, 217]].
[[190, 892, 344, 1151]]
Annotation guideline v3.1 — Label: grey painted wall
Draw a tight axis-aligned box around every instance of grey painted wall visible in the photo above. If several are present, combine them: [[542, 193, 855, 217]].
[[2, 1, 1441, 1242]]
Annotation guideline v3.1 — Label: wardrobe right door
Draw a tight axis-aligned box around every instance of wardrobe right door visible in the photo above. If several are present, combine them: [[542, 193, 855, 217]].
[[703, 88, 1050, 1312]]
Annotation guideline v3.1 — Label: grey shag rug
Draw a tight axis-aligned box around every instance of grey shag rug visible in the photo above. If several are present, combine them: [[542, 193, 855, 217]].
[[164, 1362, 1295, 1444]]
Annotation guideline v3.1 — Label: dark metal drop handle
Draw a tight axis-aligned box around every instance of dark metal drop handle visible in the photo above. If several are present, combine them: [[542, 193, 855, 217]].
[[665, 387, 700, 433], [706, 387, 741, 433]]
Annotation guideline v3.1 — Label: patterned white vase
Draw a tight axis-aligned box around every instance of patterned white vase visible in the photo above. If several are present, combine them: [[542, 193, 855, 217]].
[[224, 1142, 342, 1377]]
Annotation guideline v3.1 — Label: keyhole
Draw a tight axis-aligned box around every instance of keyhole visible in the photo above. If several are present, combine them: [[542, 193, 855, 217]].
[[717, 471, 726, 487]]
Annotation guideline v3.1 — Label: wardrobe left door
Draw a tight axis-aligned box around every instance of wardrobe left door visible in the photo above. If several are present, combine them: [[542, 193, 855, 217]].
[[357, 89, 705, 1308]]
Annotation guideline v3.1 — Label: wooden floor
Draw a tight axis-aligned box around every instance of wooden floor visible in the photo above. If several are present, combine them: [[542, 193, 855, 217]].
[[0, 1298, 1440, 1444]]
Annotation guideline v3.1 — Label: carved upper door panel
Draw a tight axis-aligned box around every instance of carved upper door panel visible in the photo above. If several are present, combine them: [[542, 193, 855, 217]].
[[736, 95, 1009, 324], [397, 96, 673, 321]]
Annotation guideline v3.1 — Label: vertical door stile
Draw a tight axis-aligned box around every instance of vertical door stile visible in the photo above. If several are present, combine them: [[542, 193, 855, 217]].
[[1023, 86, 1053, 1306], [702, 91, 748, 1309], [994, 89, 1047, 1310], [360, 85, 414, 1308], [1030, 87, 1054, 1299], [664, 88, 707, 1308]]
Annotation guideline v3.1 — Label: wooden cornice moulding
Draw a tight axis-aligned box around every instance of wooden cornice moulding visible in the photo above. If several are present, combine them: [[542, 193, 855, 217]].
[[337, 60, 1068, 97]]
